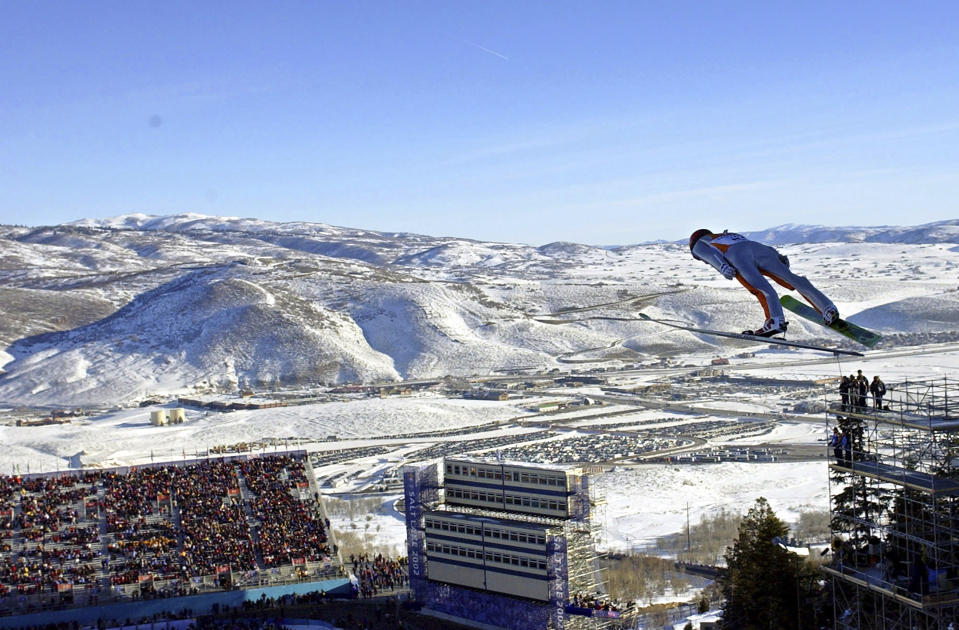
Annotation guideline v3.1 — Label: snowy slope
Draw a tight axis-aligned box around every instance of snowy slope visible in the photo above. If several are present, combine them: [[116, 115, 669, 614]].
[[0, 216, 957, 407]]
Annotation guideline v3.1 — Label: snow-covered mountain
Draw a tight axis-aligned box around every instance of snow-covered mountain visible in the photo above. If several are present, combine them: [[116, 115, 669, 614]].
[[1, 215, 957, 407], [739, 220, 959, 245]]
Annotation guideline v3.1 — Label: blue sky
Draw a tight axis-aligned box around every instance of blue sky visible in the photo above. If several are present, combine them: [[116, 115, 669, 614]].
[[2, 1, 958, 245]]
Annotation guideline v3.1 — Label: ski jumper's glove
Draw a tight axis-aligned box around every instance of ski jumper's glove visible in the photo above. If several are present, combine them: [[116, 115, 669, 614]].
[[691, 235, 738, 280]]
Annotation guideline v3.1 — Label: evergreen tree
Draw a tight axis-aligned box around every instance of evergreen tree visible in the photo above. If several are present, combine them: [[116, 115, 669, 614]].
[[719, 497, 821, 630], [698, 593, 710, 614]]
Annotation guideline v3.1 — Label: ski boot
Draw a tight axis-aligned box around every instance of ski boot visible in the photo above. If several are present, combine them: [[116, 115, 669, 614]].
[[744, 318, 788, 338], [822, 305, 840, 326]]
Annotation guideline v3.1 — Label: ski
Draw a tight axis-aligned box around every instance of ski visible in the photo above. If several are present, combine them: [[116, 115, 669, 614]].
[[780, 295, 881, 348], [638, 313, 864, 357]]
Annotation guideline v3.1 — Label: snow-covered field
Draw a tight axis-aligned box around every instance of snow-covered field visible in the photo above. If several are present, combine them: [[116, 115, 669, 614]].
[[598, 460, 830, 549]]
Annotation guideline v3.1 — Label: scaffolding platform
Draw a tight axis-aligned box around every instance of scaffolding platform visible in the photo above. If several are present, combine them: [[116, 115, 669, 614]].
[[829, 460, 959, 496], [822, 565, 959, 610], [826, 377, 959, 629], [828, 405, 959, 431]]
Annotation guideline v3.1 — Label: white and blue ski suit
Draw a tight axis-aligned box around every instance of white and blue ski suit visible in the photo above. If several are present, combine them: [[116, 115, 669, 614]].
[[691, 231, 836, 323]]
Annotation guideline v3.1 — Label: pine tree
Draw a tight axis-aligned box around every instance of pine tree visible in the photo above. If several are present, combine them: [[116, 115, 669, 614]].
[[698, 593, 710, 613], [719, 497, 820, 630]]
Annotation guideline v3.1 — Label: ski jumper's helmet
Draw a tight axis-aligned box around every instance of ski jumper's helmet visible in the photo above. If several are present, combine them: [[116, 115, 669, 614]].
[[689, 229, 712, 253]]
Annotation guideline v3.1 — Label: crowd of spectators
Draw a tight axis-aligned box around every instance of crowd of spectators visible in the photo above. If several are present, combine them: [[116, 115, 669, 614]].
[[0, 452, 336, 612], [0, 473, 101, 597], [177, 460, 257, 577], [838, 369, 887, 414], [240, 456, 331, 569], [101, 465, 181, 587], [569, 590, 624, 613], [349, 554, 407, 598]]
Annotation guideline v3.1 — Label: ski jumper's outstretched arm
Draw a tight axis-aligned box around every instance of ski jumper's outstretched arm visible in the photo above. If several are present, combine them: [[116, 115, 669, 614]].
[[691, 234, 738, 279]]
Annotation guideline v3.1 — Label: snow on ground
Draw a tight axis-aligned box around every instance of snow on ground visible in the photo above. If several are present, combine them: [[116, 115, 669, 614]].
[[723, 420, 828, 446], [596, 460, 830, 550], [324, 492, 408, 557], [686, 399, 771, 414], [0, 394, 520, 473]]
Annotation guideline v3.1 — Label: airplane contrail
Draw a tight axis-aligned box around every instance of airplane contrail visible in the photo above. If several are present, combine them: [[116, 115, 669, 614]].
[[465, 40, 509, 60]]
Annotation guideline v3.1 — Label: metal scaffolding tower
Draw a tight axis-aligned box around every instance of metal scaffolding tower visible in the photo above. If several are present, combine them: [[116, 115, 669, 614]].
[[826, 377, 959, 629], [564, 471, 615, 630]]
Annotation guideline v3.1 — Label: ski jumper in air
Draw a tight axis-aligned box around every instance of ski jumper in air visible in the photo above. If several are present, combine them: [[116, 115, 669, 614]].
[[689, 229, 839, 337]]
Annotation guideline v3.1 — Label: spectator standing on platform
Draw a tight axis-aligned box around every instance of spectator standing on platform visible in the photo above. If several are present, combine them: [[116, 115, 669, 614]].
[[910, 551, 929, 595], [830, 428, 844, 464], [839, 376, 851, 415], [841, 428, 852, 466], [871, 375, 886, 409], [856, 371, 869, 409]]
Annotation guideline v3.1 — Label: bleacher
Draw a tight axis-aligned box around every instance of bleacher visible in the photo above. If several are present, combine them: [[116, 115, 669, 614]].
[[0, 451, 338, 617]]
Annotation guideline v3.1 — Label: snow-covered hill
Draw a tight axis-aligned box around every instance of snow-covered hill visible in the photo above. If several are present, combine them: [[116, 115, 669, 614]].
[[740, 220, 959, 245], [0, 215, 957, 407]]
